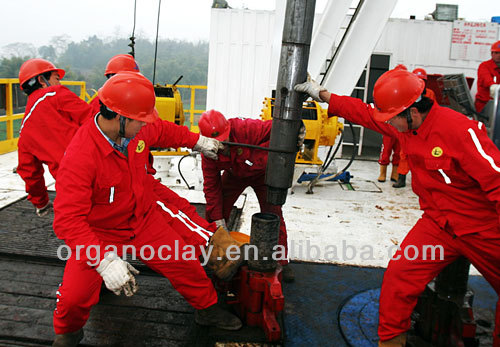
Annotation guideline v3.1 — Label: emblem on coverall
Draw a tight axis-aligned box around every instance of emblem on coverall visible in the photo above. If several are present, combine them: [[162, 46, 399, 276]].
[[136, 140, 145, 153], [431, 147, 443, 157]]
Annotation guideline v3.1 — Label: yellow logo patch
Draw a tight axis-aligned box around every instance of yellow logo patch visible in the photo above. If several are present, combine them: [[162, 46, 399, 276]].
[[136, 140, 145, 153], [431, 147, 443, 157]]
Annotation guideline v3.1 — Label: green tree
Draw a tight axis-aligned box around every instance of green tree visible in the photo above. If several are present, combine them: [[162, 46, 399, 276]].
[[0, 56, 28, 78]]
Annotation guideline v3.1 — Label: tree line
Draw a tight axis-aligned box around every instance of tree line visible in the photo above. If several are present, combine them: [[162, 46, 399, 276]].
[[0, 35, 209, 90]]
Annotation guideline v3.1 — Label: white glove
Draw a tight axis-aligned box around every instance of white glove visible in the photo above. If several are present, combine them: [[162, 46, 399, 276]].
[[214, 219, 227, 229], [294, 73, 327, 102], [96, 252, 140, 297], [490, 84, 499, 98], [193, 135, 224, 160], [36, 201, 52, 217], [297, 123, 306, 148]]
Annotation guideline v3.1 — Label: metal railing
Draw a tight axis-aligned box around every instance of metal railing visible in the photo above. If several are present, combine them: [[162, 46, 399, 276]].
[[175, 84, 207, 133], [0, 80, 206, 155]]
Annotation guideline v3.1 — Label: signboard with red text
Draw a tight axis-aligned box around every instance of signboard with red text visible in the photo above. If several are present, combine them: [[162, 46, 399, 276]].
[[451, 20, 499, 61]]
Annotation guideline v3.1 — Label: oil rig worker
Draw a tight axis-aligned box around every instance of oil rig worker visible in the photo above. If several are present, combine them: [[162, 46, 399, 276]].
[[51, 72, 242, 346], [17, 58, 93, 217], [295, 69, 500, 347], [91, 54, 245, 282], [377, 64, 408, 184], [198, 110, 300, 283], [475, 40, 500, 114], [393, 67, 437, 189], [88, 54, 140, 116]]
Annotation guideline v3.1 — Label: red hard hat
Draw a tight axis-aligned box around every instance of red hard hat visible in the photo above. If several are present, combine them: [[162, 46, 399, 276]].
[[198, 110, 231, 141], [492, 40, 500, 53], [412, 68, 428, 80], [98, 72, 159, 123], [18, 58, 65, 89], [104, 54, 140, 76], [394, 64, 408, 71], [373, 69, 425, 122]]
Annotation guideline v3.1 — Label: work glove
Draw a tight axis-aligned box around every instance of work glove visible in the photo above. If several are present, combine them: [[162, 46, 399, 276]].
[[36, 201, 52, 217], [214, 219, 227, 229], [490, 84, 499, 98], [193, 135, 224, 160], [297, 123, 306, 148], [294, 73, 327, 102], [96, 252, 139, 297]]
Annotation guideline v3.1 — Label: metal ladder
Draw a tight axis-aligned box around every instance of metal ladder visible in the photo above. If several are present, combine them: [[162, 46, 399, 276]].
[[318, 0, 366, 156]]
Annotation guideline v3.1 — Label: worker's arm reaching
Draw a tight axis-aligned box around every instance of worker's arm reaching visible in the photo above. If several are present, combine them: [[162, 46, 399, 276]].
[[294, 75, 399, 138], [145, 119, 223, 160]]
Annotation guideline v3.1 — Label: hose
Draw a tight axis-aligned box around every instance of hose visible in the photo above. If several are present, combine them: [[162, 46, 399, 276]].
[[178, 154, 196, 190], [306, 121, 357, 193]]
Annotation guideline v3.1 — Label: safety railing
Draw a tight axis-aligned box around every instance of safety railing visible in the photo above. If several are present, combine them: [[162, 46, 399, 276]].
[[176, 84, 207, 133], [0, 80, 206, 155], [0, 79, 88, 154]]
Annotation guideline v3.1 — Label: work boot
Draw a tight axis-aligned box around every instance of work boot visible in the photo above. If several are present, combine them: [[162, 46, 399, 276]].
[[390, 165, 399, 182], [378, 333, 406, 347], [378, 165, 388, 182], [207, 226, 246, 281], [195, 303, 243, 330], [281, 264, 295, 283], [52, 329, 84, 347], [392, 174, 406, 188]]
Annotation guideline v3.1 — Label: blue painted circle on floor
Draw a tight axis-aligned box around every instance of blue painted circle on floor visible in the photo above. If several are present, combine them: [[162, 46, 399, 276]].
[[338, 288, 380, 347]]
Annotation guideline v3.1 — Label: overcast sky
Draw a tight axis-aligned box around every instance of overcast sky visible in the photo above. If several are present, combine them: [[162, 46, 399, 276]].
[[1, 0, 499, 49]]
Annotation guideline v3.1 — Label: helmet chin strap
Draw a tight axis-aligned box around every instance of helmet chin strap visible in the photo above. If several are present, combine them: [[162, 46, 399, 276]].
[[119, 116, 127, 138], [40, 75, 51, 87]]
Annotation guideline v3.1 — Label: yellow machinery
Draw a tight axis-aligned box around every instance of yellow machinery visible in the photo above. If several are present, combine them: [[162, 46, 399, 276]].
[[260, 98, 343, 166], [150, 83, 189, 156], [154, 84, 185, 126]]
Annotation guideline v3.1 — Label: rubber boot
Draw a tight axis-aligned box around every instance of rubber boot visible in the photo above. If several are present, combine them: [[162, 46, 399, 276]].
[[392, 174, 406, 188], [378, 333, 406, 347], [52, 329, 84, 347], [207, 226, 246, 281], [378, 165, 388, 182], [281, 264, 295, 283], [195, 303, 243, 330], [390, 165, 399, 182]]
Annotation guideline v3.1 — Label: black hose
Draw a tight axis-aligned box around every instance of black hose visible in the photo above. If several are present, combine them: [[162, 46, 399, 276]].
[[178, 154, 195, 190], [221, 141, 296, 154], [306, 121, 357, 194]]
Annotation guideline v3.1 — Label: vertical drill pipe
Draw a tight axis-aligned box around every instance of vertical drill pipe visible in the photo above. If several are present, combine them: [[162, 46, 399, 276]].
[[248, 213, 281, 272], [266, 0, 316, 206]]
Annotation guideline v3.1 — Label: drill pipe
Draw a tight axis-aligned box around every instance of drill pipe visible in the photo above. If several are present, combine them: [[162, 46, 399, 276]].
[[266, 0, 316, 205]]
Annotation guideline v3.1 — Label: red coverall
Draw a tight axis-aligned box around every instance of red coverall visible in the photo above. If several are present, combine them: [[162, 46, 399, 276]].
[[17, 85, 92, 208], [53, 117, 217, 334], [378, 135, 400, 166], [475, 59, 500, 113], [398, 88, 437, 176], [201, 118, 288, 264], [328, 94, 500, 343]]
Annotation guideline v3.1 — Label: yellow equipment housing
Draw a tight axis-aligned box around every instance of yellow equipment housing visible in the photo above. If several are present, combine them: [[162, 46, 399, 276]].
[[260, 98, 343, 165], [154, 84, 185, 125], [151, 84, 189, 156]]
